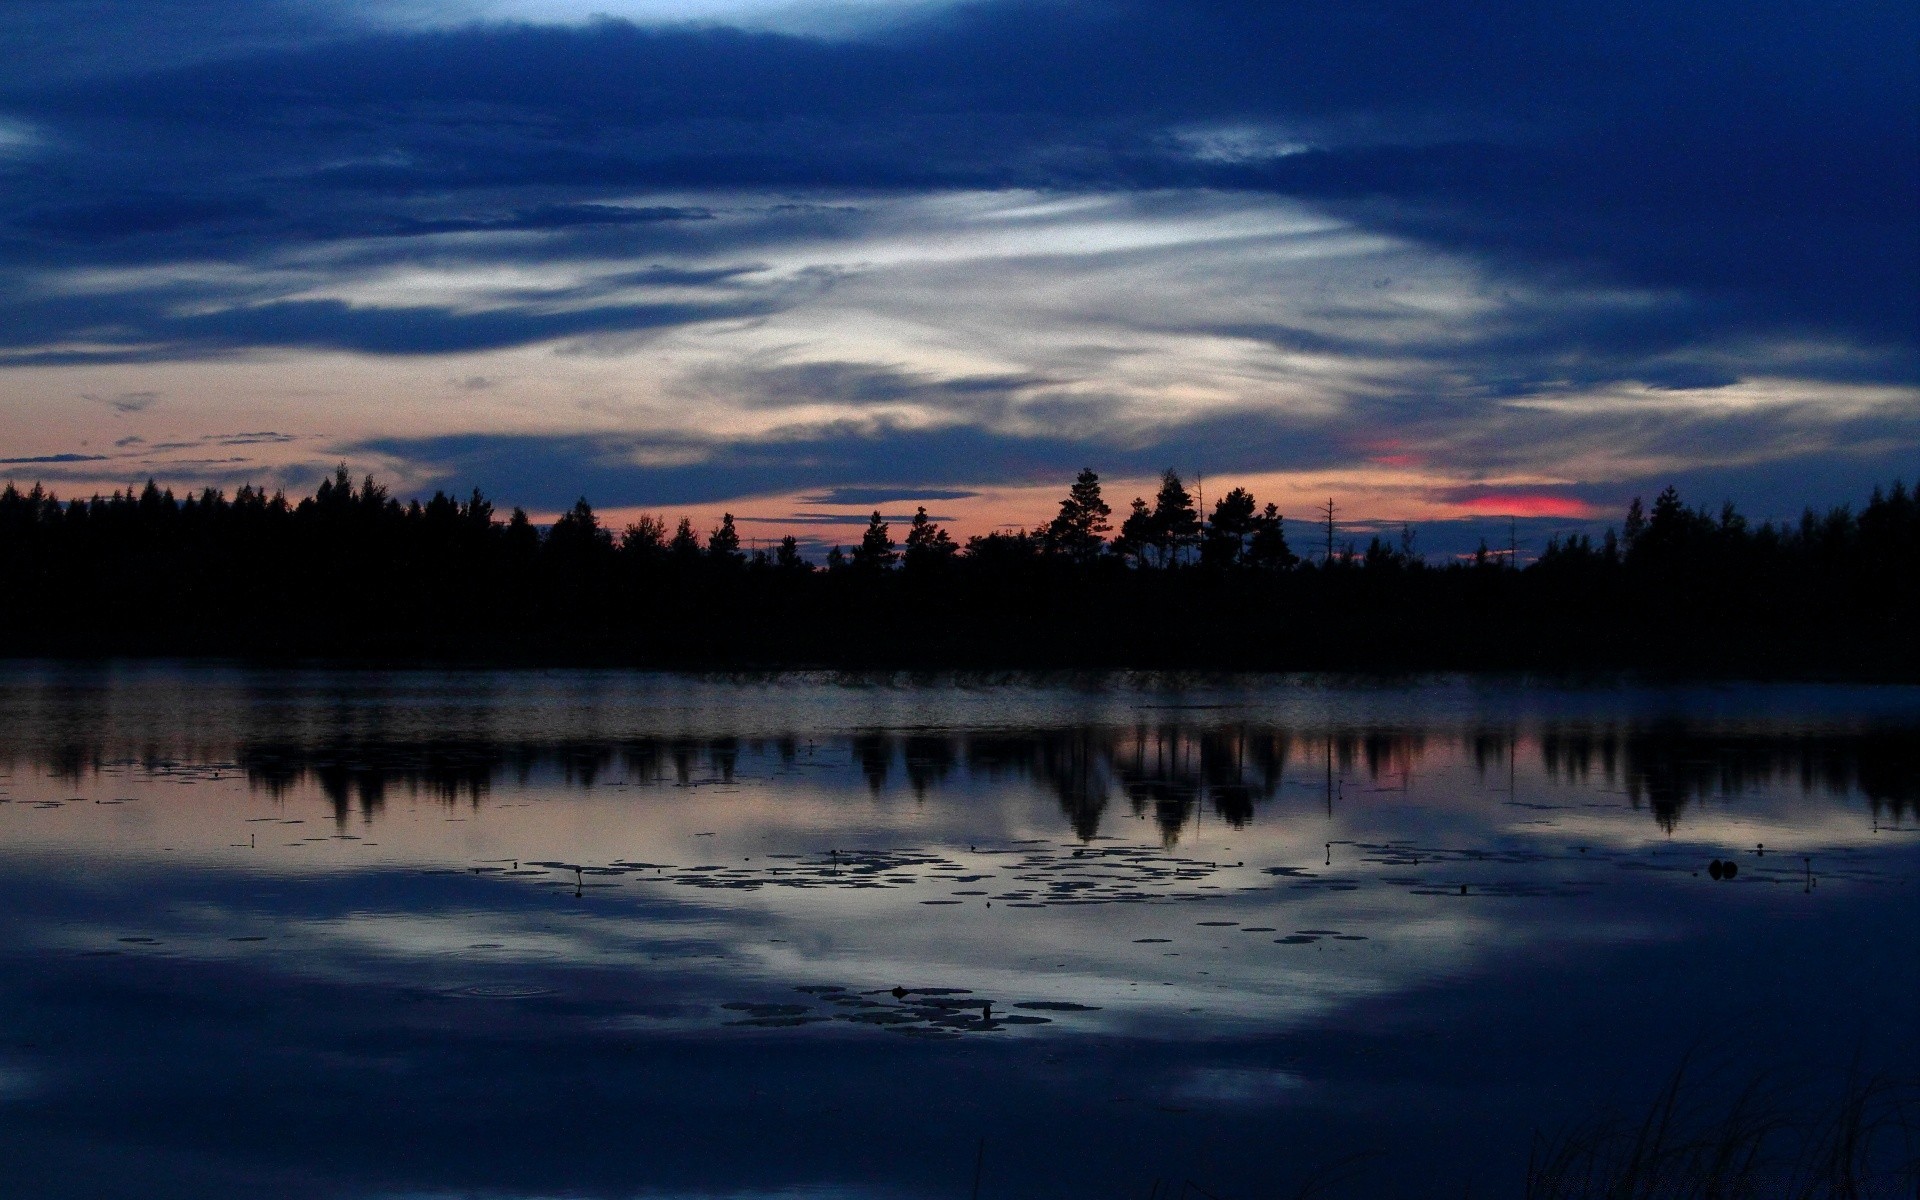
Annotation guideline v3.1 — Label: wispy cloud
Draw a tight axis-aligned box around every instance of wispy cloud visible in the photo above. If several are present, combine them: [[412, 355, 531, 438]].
[[0, 0, 1910, 537]]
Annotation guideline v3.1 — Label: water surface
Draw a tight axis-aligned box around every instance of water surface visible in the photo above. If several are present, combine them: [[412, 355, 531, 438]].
[[0, 667, 1914, 1197]]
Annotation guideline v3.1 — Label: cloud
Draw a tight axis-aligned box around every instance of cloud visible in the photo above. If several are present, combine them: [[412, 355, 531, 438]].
[[708, 360, 1053, 421], [0, 452, 110, 464], [0, 0, 1912, 531], [0, 0, 1908, 351], [0, 295, 780, 364], [800, 486, 978, 505], [83, 390, 162, 412], [782, 508, 953, 524]]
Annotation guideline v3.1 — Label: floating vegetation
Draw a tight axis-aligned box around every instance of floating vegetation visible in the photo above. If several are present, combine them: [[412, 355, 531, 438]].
[[501, 841, 1269, 908], [1272, 929, 1366, 944], [700, 986, 1105, 1038]]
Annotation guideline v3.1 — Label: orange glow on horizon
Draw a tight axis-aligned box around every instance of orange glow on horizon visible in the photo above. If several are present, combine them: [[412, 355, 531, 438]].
[[579, 469, 1606, 549], [1451, 494, 1598, 519]]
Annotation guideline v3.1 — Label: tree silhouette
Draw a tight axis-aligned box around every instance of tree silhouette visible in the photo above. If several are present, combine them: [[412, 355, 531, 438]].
[[622, 514, 668, 557], [0, 466, 1910, 675], [851, 511, 898, 571], [670, 517, 702, 561], [1045, 468, 1112, 563], [1113, 497, 1155, 567], [775, 535, 810, 571], [1149, 469, 1201, 567], [903, 507, 956, 570], [1246, 503, 1296, 570], [1200, 487, 1258, 568], [547, 498, 612, 559], [709, 513, 743, 563]]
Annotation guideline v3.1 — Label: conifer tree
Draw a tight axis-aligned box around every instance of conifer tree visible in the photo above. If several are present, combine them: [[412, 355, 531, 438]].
[[1247, 503, 1296, 570], [775, 535, 809, 571], [1114, 497, 1155, 566], [670, 517, 702, 561], [622, 514, 667, 556], [547, 498, 611, 557], [709, 513, 743, 563], [1200, 486, 1257, 567], [1150, 469, 1200, 567], [903, 506, 956, 569], [1045, 468, 1112, 563], [851, 512, 896, 570]]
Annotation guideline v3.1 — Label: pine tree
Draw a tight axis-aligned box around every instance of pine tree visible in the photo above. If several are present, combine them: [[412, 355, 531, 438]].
[[548, 498, 611, 555], [1247, 503, 1296, 569], [775, 535, 809, 571], [709, 513, 743, 563], [1622, 496, 1647, 549], [1114, 497, 1155, 566], [670, 517, 702, 561], [903, 506, 956, 569], [1045, 468, 1112, 563], [1150, 469, 1200, 567], [1200, 486, 1257, 568], [851, 512, 897, 570], [622, 514, 667, 556]]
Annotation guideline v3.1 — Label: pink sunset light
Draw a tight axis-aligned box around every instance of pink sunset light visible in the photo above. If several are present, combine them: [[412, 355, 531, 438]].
[[1452, 494, 1597, 519]]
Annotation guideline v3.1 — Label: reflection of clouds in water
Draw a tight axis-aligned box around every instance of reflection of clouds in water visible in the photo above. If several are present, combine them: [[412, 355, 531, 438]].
[[1, 673, 1914, 1054], [1171, 1067, 1308, 1105], [0, 677, 1913, 1198], [11, 847, 1617, 1040], [1523, 806, 1902, 855]]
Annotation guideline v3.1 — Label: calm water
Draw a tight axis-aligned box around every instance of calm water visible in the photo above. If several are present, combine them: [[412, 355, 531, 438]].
[[0, 666, 1914, 1198]]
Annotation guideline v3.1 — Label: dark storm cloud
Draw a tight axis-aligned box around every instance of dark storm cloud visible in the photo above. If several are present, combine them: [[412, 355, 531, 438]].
[[0, 0, 1910, 370]]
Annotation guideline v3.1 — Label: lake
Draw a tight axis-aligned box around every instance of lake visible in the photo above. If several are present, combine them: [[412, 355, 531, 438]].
[[0, 665, 1914, 1197]]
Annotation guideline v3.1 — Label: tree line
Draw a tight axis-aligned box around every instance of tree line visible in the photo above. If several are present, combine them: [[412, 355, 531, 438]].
[[0, 465, 1913, 675]]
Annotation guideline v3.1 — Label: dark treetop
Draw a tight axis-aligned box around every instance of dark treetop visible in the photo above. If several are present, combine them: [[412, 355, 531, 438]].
[[0, 466, 1915, 676]]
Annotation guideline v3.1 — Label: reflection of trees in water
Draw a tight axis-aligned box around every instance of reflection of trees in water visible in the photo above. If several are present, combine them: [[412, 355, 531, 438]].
[[235, 738, 752, 825], [965, 725, 1305, 844], [852, 733, 891, 794], [1541, 726, 1920, 832], [903, 735, 955, 798], [6, 722, 1914, 838]]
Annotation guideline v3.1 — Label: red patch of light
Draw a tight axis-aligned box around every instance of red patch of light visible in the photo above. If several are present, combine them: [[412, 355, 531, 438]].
[[1454, 494, 1596, 518]]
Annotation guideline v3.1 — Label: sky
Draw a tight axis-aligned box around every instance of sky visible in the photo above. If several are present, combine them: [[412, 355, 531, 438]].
[[0, 0, 1914, 556]]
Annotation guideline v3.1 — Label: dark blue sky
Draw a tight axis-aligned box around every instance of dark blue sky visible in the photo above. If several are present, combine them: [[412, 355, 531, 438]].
[[0, 0, 1913, 547]]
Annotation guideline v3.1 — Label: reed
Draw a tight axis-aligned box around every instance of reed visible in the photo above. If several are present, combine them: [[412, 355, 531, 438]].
[[1525, 1057, 1918, 1199]]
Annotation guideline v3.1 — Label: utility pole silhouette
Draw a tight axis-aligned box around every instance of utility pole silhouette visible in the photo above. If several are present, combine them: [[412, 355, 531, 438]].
[[1323, 497, 1336, 564], [1509, 516, 1518, 570]]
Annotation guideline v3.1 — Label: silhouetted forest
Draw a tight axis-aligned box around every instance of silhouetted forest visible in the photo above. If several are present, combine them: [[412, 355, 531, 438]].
[[0, 466, 1915, 675]]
